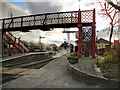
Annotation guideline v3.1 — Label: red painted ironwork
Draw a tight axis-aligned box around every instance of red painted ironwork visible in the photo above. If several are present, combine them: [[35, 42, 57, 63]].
[[77, 9, 96, 57], [2, 10, 93, 32], [1, 9, 96, 57], [3, 32, 29, 55], [77, 9, 82, 57]]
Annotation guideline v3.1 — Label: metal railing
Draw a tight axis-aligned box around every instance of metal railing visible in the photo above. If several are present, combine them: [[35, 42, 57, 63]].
[[19, 41, 29, 52], [2, 10, 93, 30], [5, 32, 29, 53], [6, 32, 15, 41]]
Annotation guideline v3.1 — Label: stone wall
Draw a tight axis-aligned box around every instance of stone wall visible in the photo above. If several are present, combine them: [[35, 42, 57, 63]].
[[66, 60, 119, 88]]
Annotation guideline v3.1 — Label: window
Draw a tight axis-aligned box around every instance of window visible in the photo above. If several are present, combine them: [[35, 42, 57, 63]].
[[102, 44, 103, 48]]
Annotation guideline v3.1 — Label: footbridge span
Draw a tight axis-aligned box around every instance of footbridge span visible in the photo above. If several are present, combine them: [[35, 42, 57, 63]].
[[1, 9, 96, 57]]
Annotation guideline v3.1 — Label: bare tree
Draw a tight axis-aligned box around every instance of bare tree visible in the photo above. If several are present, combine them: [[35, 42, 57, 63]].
[[98, 0, 119, 50], [105, 0, 120, 11]]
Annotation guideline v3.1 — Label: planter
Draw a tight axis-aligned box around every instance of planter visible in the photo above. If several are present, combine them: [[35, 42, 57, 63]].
[[74, 57, 78, 63], [68, 56, 78, 64]]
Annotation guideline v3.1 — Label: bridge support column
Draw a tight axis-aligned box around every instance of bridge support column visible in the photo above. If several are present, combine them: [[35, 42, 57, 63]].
[[77, 9, 82, 57], [77, 24, 82, 57]]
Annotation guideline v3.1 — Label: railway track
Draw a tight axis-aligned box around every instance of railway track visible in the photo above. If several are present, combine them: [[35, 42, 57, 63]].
[[1, 49, 66, 85], [1, 57, 56, 85]]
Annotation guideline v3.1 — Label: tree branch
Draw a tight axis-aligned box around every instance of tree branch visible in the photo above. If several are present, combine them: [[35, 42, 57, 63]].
[[105, 0, 120, 11], [113, 19, 120, 25], [113, 10, 117, 20], [104, 2, 113, 21]]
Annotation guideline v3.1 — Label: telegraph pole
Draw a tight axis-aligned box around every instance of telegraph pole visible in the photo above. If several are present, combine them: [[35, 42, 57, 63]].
[[67, 28, 70, 41], [39, 31, 45, 51], [8, 9, 13, 18], [39, 36, 45, 44]]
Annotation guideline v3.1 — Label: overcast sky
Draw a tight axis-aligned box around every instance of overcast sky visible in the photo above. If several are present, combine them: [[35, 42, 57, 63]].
[[1, 0, 119, 45]]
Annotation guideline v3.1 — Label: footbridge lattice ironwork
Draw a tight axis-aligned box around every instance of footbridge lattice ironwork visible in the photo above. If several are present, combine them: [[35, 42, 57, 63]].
[[1, 9, 96, 57]]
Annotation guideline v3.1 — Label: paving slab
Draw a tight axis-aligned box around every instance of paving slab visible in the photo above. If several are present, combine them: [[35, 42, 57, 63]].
[[73, 56, 103, 77]]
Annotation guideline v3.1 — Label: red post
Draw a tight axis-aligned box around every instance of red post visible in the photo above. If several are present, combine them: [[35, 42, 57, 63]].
[[18, 37, 20, 51], [92, 8, 96, 58], [14, 37, 16, 54], [77, 9, 82, 57], [2, 32, 4, 55], [18, 37, 20, 46]]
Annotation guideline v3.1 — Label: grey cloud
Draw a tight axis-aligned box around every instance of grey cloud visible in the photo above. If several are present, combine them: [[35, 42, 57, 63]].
[[50, 39, 76, 45], [24, 2, 63, 14], [49, 40, 63, 45], [1, 2, 31, 19], [12, 31, 40, 43], [97, 30, 109, 39]]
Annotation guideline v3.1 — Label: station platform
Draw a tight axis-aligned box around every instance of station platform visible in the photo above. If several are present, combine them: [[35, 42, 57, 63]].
[[2, 54, 102, 88], [1, 51, 55, 62], [1, 49, 118, 88]]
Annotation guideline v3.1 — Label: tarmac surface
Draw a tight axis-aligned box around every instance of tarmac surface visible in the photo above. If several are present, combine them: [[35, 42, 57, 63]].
[[2, 49, 118, 88], [2, 50, 102, 88]]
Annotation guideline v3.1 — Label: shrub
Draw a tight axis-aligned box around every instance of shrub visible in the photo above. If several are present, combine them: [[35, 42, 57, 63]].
[[98, 49, 119, 80], [104, 51, 109, 56], [102, 49, 118, 63]]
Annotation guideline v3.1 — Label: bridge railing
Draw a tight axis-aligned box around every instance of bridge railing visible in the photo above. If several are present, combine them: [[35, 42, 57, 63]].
[[5, 32, 29, 53], [81, 10, 93, 23], [2, 10, 93, 30], [19, 40, 29, 53], [6, 32, 15, 42]]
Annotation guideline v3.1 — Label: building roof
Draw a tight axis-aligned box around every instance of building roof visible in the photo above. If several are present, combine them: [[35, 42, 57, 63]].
[[97, 38, 112, 44]]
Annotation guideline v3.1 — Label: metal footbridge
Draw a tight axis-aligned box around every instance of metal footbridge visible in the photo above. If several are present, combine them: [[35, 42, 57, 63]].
[[1, 10, 94, 32], [1, 9, 96, 57]]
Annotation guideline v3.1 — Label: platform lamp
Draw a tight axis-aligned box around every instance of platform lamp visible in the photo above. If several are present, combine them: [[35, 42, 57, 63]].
[[96, 31, 99, 41], [96, 30, 99, 66]]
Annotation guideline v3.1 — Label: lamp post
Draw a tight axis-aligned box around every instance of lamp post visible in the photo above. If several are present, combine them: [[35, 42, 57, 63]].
[[78, 0, 81, 10], [96, 31, 99, 41], [96, 30, 99, 66], [39, 31, 45, 51], [9, 9, 13, 18]]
